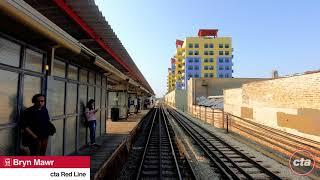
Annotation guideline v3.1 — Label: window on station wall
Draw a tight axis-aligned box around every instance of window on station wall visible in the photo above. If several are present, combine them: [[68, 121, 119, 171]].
[[51, 119, 64, 155], [25, 49, 43, 73], [219, 74, 223, 78], [225, 44, 230, 48], [219, 58, 224, 63], [78, 84, 87, 146], [79, 69, 88, 83], [194, 50, 199, 55], [194, 58, 199, 63], [23, 75, 41, 108], [53, 60, 66, 78], [188, 51, 193, 55], [102, 77, 106, 88], [225, 74, 229, 78], [209, 51, 214, 55], [65, 117, 76, 154], [0, 69, 18, 124], [47, 80, 65, 117], [209, 73, 214, 78], [194, 43, 199, 48], [88, 86, 94, 101], [204, 66, 208, 70], [188, 43, 193, 48], [204, 44, 208, 48], [209, 43, 214, 48], [209, 66, 214, 70], [219, 44, 223, 48], [204, 51, 208, 55], [188, 58, 193, 63], [188, 66, 193, 70], [89, 72, 95, 84], [204, 58, 208, 63], [219, 66, 224, 70], [225, 51, 230, 55], [209, 58, 214, 62], [225, 58, 230, 63], [194, 65, 199, 70], [219, 51, 223, 55], [96, 74, 101, 87], [194, 74, 199, 78], [0, 128, 16, 155], [225, 66, 230, 70], [204, 73, 208, 78], [0, 37, 21, 67], [66, 83, 77, 114], [68, 65, 78, 81]]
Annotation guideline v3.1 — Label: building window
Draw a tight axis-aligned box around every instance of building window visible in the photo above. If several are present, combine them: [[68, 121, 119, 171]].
[[188, 66, 193, 70], [204, 66, 208, 70], [194, 50, 199, 55], [219, 66, 223, 70], [219, 58, 224, 63], [209, 43, 214, 48], [225, 51, 230, 55], [209, 58, 214, 62], [189, 43, 193, 48], [209, 51, 214, 55], [219, 74, 223, 78], [219, 44, 223, 48], [225, 74, 229, 78], [188, 58, 193, 63], [225, 66, 230, 70], [194, 65, 199, 70], [204, 73, 208, 78], [188, 51, 193, 55], [209, 66, 214, 70], [209, 73, 214, 77], [194, 74, 199, 78], [219, 51, 223, 55], [225, 44, 230, 48], [195, 43, 199, 48], [204, 58, 208, 62], [204, 44, 208, 48], [204, 51, 208, 55], [194, 58, 199, 63], [225, 58, 230, 63]]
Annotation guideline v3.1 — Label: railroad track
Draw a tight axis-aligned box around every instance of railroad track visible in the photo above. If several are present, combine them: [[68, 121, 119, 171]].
[[136, 106, 194, 179], [167, 107, 282, 180]]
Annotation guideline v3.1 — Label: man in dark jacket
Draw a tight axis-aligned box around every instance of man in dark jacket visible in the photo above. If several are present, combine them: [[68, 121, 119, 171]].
[[21, 94, 52, 155]]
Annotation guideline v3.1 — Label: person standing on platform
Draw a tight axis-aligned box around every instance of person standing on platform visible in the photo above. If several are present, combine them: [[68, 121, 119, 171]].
[[21, 94, 56, 155], [85, 99, 99, 147]]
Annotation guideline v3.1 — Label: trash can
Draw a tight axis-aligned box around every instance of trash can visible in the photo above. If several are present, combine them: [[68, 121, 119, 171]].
[[111, 107, 119, 121]]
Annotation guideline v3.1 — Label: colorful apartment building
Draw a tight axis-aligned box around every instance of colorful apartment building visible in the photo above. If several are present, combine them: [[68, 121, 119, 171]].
[[167, 29, 233, 92]]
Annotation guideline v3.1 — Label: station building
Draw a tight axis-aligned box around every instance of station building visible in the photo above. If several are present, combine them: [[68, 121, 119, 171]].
[[0, 0, 153, 155]]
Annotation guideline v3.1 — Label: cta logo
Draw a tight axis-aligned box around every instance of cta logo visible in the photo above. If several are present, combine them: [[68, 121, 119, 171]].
[[289, 149, 315, 176], [4, 158, 11, 167]]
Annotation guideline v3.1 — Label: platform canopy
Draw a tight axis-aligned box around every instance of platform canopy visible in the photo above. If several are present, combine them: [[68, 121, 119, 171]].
[[24, 0, 153, 94]]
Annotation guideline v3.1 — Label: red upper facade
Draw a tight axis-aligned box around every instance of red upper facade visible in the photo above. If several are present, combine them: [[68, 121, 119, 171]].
[[198, 29, 218, 37], [176, 40, 184, 47]]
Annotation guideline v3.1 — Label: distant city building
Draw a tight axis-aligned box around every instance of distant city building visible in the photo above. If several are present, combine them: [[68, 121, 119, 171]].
[[167, 29, 233, 93]]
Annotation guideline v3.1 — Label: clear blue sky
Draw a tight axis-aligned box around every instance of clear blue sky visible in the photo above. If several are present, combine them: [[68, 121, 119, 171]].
[[95, 0, 320, 98]]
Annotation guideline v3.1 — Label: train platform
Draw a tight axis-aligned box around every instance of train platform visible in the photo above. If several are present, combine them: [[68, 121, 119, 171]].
[[75, 110, 150, 179]]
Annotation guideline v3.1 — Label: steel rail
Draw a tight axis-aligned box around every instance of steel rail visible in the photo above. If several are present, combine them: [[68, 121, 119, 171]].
[[169, 108, 281, 180], [136, 108, 158, 179]]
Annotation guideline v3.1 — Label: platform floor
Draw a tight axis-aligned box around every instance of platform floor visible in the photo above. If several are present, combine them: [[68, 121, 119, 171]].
[[75, 110, 150, 178]]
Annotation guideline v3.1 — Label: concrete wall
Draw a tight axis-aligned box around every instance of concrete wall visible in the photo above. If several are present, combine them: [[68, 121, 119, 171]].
[[165, 89, 187, 111], [187, 77, 268, 106], [224, 72, 320, 142]]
